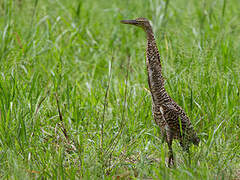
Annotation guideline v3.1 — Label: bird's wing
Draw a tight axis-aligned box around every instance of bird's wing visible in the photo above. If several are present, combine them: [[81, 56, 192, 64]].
[[163, 103, 191, 130], [162, 103, 199, 147]]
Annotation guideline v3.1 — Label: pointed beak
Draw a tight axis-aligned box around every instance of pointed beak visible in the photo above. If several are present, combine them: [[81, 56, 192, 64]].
[[120, 19, 138, 25]]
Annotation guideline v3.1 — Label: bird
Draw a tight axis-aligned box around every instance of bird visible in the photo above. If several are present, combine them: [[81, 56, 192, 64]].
[[120, 17, 200, 166]]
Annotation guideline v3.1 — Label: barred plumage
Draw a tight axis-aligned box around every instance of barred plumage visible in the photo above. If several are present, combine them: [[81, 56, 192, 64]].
[[121, 17, 200, 166]]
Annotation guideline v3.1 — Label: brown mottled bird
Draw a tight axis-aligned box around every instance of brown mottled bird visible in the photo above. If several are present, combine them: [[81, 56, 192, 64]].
[[121, 17, 200, 166]]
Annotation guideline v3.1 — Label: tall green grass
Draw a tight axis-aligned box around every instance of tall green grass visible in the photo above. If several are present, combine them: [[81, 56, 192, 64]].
[[0, 0, 239, 179]]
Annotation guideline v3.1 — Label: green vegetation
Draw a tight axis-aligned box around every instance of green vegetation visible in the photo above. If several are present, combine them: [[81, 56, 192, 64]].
[[0, 0, 239, 179]]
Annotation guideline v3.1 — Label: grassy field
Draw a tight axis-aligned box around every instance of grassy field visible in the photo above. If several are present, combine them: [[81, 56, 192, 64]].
[[0, 0, 240, 179]]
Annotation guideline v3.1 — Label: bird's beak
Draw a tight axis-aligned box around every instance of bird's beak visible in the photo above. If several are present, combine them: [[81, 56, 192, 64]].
[[120, 19, 138, 25]]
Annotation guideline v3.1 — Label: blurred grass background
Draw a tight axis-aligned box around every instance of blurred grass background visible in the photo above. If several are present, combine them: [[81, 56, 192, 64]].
[[0, 0, 239, 179]]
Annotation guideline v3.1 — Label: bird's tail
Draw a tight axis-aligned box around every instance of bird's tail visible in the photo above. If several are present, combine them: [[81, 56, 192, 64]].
[[192, 135, 200, 146], [180, 133, 200, 152]]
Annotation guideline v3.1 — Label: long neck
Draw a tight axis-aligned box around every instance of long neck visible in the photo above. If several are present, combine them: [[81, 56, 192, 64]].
[[146, 28, 162, 70], [147, 29, 157, 47], [145, 27, 167, 104]]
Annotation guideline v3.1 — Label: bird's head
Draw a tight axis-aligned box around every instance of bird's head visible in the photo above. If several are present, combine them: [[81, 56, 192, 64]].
[[120, 17, 151, 31]]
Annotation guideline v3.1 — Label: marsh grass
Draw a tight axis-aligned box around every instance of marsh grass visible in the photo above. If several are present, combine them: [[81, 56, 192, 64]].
[[0, 0, 239, 179]]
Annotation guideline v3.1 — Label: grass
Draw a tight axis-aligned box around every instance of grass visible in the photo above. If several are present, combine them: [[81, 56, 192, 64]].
[[0, 0, 239, 179]]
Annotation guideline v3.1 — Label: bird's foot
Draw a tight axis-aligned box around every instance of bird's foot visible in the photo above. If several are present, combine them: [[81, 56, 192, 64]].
[[168, 154, 174, 167]]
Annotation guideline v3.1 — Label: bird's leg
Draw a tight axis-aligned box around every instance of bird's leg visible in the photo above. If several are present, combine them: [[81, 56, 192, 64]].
[[167, 138, 174, 167], [161, 129, 167, 143]]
